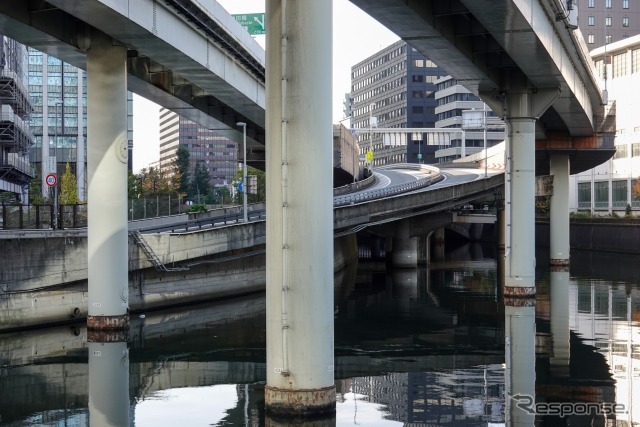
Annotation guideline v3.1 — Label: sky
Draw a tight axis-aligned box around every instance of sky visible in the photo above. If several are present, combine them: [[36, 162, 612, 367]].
[[132, 0, 399, 172]]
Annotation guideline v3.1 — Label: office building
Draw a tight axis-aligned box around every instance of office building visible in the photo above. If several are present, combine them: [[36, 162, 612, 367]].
[[0, 36, 33, 202], [349, 40, 448, 165], [158, 108, 238, 187], [349, 40, 504, 166]]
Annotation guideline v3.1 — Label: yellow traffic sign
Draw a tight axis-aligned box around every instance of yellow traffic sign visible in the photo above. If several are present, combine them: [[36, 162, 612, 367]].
[[366, 150, 374, 162]]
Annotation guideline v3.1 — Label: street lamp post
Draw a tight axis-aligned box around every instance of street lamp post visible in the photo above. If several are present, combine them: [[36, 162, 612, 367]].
[[368, 103, 375, 168], [483, 102, 488, 178], [236, 121, 248, 223]]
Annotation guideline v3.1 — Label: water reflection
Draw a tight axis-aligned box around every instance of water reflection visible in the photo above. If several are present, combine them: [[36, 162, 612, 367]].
[[1, 245, 640, 426]]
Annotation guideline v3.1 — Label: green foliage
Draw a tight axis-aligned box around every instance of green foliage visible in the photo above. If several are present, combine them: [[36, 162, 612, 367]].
[[59, 163, 78, 205], [174, 145, 191, 197], [187, 203, 207, 213], [29, 167, 46, 204], [128, 171, 142, 199], [189, 162, 212, 203], [626, 204, 632, 217], [137, 167, 177, 196], [232, 165, 266, 204]]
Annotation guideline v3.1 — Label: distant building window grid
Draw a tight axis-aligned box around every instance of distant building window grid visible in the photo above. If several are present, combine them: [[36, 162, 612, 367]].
[[578, 182, 591, 209], [594, 181, 609, 209], [613, 52, 627, 77], [612, 180, 628, 208]]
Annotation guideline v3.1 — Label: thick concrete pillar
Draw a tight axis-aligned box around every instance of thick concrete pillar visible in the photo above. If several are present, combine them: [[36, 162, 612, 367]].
[[392, 221, 417, 267], [417, 232, 432, 265], [265, 0, 335, 416], [504, 300, 536, 427], [503, 83, 559, 297], [89, 338, 129, 426], [549, 269, 570, 377], [549, 154, 570, 266], [86, 31, 129, 330], [497, 207, 506, 253]]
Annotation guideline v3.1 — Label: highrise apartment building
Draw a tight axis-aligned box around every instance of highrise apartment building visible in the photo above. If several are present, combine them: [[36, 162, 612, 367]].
[[0, 36, 33, 202], [159, 108, 238, 187], [27, 48, 134, 202]]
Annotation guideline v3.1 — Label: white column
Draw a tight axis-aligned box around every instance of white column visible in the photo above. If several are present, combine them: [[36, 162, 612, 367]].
[[89, 341, 129, 426], [86, 31, 129, 330], [550, 154, 570, 266], [41, 57, 50, 199], [265, 0, 335, 416], [77, 69, 87, 202], [504, 84, 559, 297]]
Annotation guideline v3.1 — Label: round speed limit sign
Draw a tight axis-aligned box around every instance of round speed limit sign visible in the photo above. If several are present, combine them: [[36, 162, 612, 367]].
[[45, 173, 58, 187]]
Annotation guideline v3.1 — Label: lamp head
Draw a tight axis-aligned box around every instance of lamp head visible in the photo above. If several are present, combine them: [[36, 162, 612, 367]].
[[236, 121, 246, 127]]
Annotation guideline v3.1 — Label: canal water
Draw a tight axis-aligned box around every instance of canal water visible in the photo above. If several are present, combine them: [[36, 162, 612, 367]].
[[1, 242, 639, 426]]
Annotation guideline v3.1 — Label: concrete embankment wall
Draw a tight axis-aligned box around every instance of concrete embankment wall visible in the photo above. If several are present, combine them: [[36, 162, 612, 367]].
[[536, 219, 640, 254], [0, 231, 358, 330]]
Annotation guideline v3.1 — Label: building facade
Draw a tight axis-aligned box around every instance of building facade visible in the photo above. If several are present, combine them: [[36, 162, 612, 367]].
[[434, 76, 505, 163], [27, 48, 135, 202], [349, 40, 448, 166], [0, 36, 34, 202], [577, 0, 640, 48], [349, 40, 504, 167], [158, 108, 238, 187], [569, 34, 640, 213]]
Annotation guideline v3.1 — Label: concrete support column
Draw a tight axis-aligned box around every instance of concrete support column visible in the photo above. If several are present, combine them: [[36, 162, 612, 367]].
[[88, 336, 129, 426], [433, 227, 445, 261], [392, 221, 417, 267], [549, 154, 570, 266], [504, 300, 536, 427], [497, 207, 506, 253], [77, 69, 87, 202], [417, 232, 432, 266], [265, 0, 335, 417], [503, 83, 559, 297], [86, 31, 129, 330], [549, 269, 570, 377]]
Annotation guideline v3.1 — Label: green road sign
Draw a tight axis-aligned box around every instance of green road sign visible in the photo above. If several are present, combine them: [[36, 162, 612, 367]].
[[232, 13, 265, 36]]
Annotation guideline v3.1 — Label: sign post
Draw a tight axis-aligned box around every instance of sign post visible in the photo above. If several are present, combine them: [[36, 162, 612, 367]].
[[46, 173, 58, 230], [232, 13, 266, 36]]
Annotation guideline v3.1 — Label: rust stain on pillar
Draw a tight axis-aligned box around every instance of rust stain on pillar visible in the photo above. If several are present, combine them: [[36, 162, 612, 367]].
[[265, 385, 336, 418], [87, 314, 129, 331]]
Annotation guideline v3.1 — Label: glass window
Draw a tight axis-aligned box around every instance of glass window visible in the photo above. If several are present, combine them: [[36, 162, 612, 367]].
[[588, 15, 595, 26], [623, 17, 629, 27], [633, 143, 640, 157], [588, 0, 595, 7], [606, 16, 612, 27], [632, 49, 640, 73], [588, 34, 595, 44], [614, 144, 628, 159], [624, 0, 629, 8], [613, 52, 627, 77], [606, 0, 612, 8], [578, 182, 591, 209], [612, 181, 628, 208], [594, 181, 609, 209], [606, 34, 612, 44]]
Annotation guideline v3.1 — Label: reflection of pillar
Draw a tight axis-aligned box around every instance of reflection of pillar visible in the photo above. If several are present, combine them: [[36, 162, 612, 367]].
[[87, 30, 129, 330], [89, 338, 129, 426], [549, 269, 570, 377], [433, 227, 445, 261], [265, 0, 335, 416], [503, 81, 559, 298], [504, 300, 536, 427], [470, 223, 483, 241], [549, 154, 570, 266], [418, 232, 432, 265], [392, 221, 417, 267], [392, 269, 418, 301]]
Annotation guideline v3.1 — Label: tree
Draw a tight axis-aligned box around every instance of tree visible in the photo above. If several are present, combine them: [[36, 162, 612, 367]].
[[633, 176, 640, 201], [59, 162, 78, 205], [174, 145, 191, 197], [128, 171, 142, 199], [29, 167, 46, 204], [232, 165, 266, 204], [138, 167, 176, 196], [190, 162, 212, 203]]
